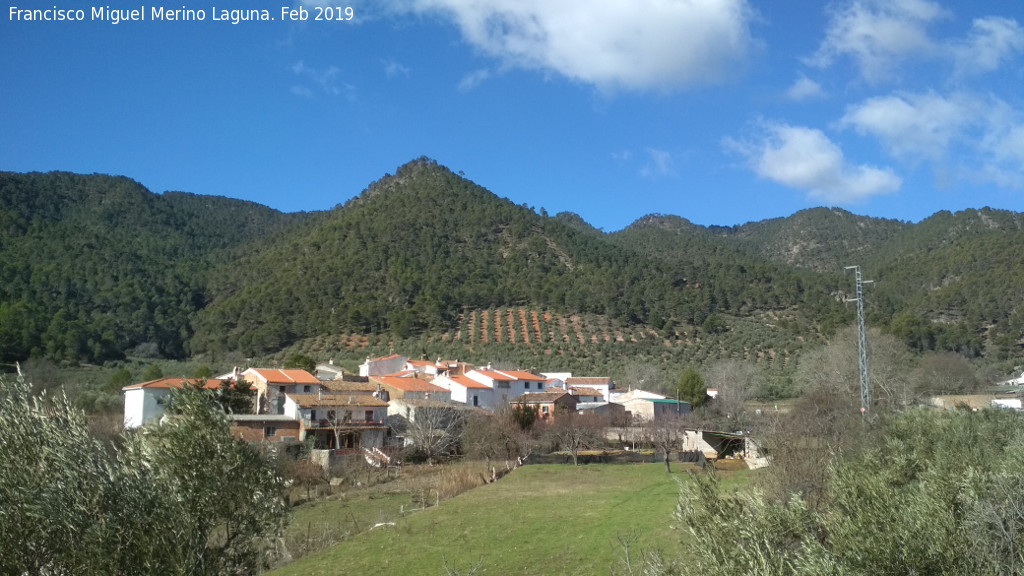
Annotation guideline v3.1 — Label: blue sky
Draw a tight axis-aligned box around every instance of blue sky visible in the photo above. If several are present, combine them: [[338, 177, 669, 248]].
[[3, 0, 1023, 231]]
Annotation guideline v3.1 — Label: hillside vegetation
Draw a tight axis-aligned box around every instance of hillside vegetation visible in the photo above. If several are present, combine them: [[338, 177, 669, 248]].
[[1, 158, 1021, 370]]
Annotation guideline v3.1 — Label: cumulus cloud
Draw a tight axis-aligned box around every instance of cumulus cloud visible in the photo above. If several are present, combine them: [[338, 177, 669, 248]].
[[785, 76, 825, 100], [290, 60, 353, 98], [457, 68, 491, 91], [807, 0, 948, 82], [839, 90, 1024, 188], [394, 0, 756, 93], [840, 91, 976, 161], [640, 148, 676, 178], [729, 122, 901, 203], [951, 17, 1024, 77], [381, 58, 411, 78]]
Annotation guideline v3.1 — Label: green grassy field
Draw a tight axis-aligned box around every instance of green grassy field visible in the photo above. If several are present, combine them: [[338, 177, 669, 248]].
[[270, 463, 752, 576]]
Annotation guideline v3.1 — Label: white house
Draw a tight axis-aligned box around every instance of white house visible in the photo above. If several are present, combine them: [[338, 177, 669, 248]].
[[609, 389, 666, 403], [620, 397, 691, 422], [242, 368, 321, 415], [432, 374, 495, 409], [359, 354, 408, 377], [122, 377, 226, 428], [565, 377, 614, 401], [283, 393, 389, 450], [465, 368, 547, 406]]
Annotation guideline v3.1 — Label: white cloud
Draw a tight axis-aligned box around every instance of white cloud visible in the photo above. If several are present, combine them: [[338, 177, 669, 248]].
[[808, 0, 948, 83], [785, 76, 825, 100], [730, 122, 901, 203], [395, 0, 756, 93], [290, 60, 352, 98], [840, 91, 976, 161], [610, 150, 633, 164], [951, 17, 1024, 77], [381, 58, 411, 78], [640, 148, 676, 178], [840, 90, 1024, 187], [977, 102, 1024, 188], [457, 68, 490, 91]]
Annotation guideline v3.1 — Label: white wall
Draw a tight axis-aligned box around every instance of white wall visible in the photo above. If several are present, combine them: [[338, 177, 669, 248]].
[[123, 388, 170, 429]]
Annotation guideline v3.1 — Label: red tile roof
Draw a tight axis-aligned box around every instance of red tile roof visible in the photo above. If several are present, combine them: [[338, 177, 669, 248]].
[[474, 370, 514, 382], [499, 370, 544, 381], [367, 354, 404, 362], [123, 377, 225, 391], [570, 387, 604, 397], [447, 375, 491, 390], [247, 368, 320, 384]]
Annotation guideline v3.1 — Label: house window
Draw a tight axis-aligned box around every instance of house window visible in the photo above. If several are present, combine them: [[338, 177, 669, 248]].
[[525, 382, 530, 389], [310, 410, 317, 420], [472, 395, 479, 407], [496, 381, 510, 389], [303, 385, 312, 393], [365, 410, 374, 422], [542, 406, 549, 414], [328, 410, 336, 421], [264, 426, 277, 438]]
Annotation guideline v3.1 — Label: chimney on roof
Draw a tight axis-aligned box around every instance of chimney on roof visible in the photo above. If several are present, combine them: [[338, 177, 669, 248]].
[[233, 366, 241, 381], [329, 357, 334, 365], [486, 362, 492, 371]]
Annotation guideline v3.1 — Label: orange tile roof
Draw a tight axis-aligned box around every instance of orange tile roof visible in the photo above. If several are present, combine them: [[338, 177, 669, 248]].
[[123, 377, 225, 391], [248, 368, 320, 384], [447, 375, 491, 390], [495, 370, 544, 381], [474, 370, 514, 381], [367, 353, 404, 362], [407, 360, 435, 367], [372, 376, 446, 393]]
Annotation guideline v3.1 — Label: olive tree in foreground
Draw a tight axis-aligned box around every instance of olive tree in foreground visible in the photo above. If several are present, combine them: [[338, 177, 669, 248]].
[[0, 374, 288, 575], [642, 409, 1024, 576]]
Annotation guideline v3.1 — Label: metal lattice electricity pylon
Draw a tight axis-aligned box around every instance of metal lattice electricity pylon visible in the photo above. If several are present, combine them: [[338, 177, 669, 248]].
[[845, 266, 874, 416]]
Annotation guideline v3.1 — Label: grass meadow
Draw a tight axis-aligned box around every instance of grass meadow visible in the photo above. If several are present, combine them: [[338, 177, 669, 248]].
[[271, 462, 752, 576]]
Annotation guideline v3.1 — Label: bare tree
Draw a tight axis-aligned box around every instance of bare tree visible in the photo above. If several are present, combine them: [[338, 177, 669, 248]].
[[641, 417, 684, 473], [462, 405, 532, 470], [623, 360, 667, 395], [703, 359, 762, 430], [542, 411, 606, 466], [912, 351, 978, 397], [402, 405, 464, 465]]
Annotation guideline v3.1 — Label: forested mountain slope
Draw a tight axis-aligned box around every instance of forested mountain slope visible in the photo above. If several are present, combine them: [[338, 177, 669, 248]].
[[0, 172, 308, 362], [1, 160, 1021, 365]]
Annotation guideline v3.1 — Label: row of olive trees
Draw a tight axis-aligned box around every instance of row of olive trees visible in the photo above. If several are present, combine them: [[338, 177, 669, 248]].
[[0, 374, 289, 576]]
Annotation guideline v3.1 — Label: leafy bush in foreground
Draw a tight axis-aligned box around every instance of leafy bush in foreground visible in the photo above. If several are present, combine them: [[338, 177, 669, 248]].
[[653, 410, 1024, 576]]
